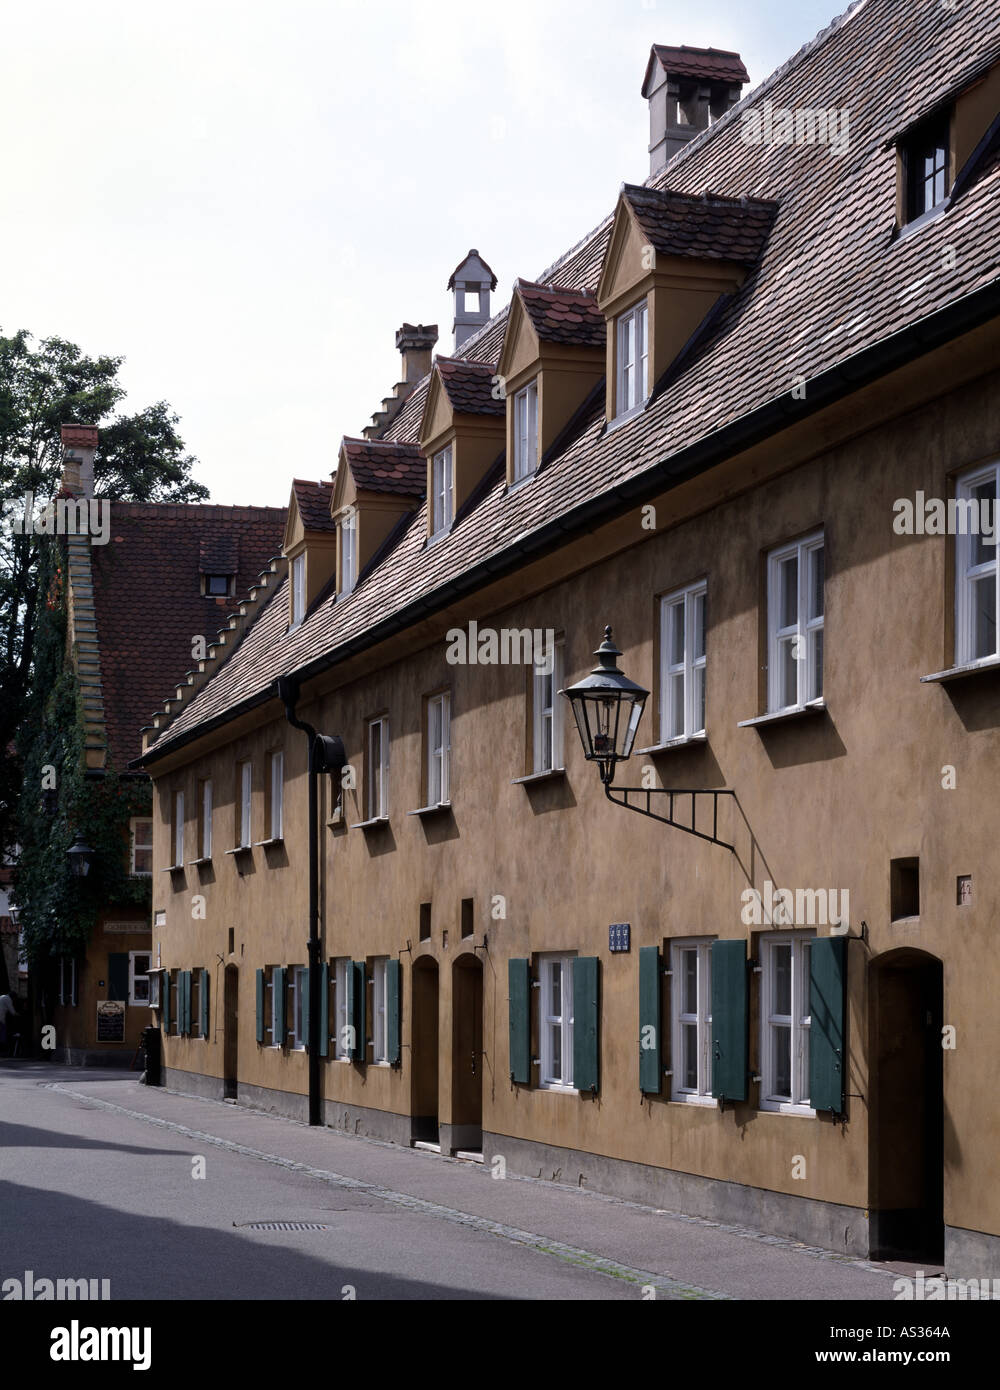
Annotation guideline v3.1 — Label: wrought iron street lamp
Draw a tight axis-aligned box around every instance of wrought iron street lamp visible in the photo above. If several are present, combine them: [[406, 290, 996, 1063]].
[[66, 834, 96, 878], [561, 625, 735, 851]]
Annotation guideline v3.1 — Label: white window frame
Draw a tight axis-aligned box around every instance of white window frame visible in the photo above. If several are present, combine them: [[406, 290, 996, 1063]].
[[333, 957, 351, 1060], [268, 751, 284, 840], [291, 552, 306, 627], [760, 931, 814, 1114], [190, 968, 202, 1036], [367, 717, 389, 821], [539, 953, 575, 1090], [659, 581, 707, 742], [372, 957, 389, 1063], [532, 640, 564, 773], [669, 938, 715, 1104], [767, 531, 824, 713], [199, 779, 213, 860], [130, 817, 153, 876], [955, 461, 999, 666], [290, 965, 307, 1049], [615, 299, 648, 419], [427, 692, 451, 805], [268, 967, 283, 1048], [237, 761, 252, 848], [58, 957, 78, 1007], [340, 513, 357, 596], [172, 791, 185, 869], [129, 951, 152, 1007], [431, 446, 454, 539], [513, 380, 538, 483]]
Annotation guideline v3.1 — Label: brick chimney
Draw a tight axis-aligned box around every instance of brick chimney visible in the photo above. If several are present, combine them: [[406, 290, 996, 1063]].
[[363, 323, 439, 440], [61, 423, 98, 498], [448, 249, 497, 350], [642, 45, 748, 176]]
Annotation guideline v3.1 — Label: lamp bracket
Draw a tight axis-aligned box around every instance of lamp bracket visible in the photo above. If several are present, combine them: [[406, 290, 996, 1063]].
[[603, 783, 736, 851]]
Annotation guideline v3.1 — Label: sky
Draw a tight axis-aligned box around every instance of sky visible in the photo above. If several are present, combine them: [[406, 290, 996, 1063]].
[[1, 0, 846, 507]]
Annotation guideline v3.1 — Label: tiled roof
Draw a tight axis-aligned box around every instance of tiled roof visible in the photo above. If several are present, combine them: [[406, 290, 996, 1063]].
[[447, 250, 498, 290], [514, 281, 606, 348], [434, 358, 506, 416], [645, 44, 750, 90], [292, 479, 336, 531], [621, 185, 779, 265], [341, 438, 426, 496], [87, 503, 286, 768], [198, 535, 239, 573], [144, 0, 1000, 760]]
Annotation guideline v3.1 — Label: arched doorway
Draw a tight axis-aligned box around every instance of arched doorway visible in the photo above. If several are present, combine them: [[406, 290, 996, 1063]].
[[869, 949, 943, 1260], [410, 958, 439, 1145], [451, 954, 484, 1154], [224, 964, 239, 1099]]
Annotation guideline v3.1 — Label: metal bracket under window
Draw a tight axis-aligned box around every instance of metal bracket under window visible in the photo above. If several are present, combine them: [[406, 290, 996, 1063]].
[[604, 784, 736, 851]]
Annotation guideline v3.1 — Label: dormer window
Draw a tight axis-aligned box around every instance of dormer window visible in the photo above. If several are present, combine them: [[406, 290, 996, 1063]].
[[340, 512, 357, 595], [431, 446, 454, 539], [615, 300, 648, 418], [513, 381, 538, 483], [903, 113, 951, 224], [291, 553, 305, 627], [204, 573, 232, 597]]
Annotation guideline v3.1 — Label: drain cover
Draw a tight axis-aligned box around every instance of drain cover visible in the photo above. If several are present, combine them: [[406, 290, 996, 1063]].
[[237, 1221, 332, 1232]]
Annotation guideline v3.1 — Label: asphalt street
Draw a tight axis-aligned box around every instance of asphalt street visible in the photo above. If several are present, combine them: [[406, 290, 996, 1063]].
[[0, 1061, 925, 1301]]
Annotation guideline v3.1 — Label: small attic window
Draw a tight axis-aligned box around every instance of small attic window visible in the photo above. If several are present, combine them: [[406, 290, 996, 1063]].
[[430, 446, 454, 540], [203, 573, 232, 597], [615, 300, 648, 419], [291, 553, 305, 626], [903, 111, 951, 225], [513, 381, 538, 483], [340, 513, 357, 596]]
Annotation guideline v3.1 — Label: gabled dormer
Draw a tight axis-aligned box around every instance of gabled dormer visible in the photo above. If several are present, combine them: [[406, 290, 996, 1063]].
[[282, 479, 337, 629], [597, 184, 778, 426], [332, 438, 425, 596], [418, 358, 505, 542], [496, 280, 606, 488]]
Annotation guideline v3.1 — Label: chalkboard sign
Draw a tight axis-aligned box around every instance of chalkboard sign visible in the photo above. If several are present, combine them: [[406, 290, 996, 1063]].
[[96, 1000, 126, 1043]]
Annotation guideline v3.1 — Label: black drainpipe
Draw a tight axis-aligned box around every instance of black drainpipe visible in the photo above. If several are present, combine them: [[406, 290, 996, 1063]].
[[277, 674, 346, 1126]]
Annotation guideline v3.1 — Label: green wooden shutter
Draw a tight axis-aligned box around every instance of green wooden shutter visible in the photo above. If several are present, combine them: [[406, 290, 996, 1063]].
[[386, 959, 401, 1065], [107, 952, 129, 1002], [810, 936, 847, 1113], [319, 963, 329, 1059], [256, 969, 265, 1044], [350, 961, 366, 1062], [508, 958, 530, 1084], [638, 946, 661, 1093], [162, 972, 171, 1033], [273, 966, 286, 1046], [711, 940, 748, 1102], [573, 957, 600, 1093], [199, 968, 209, 1039], [181, 970, 192, 1036]]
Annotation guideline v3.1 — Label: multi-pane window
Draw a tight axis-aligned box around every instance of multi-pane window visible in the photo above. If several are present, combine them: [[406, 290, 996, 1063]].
[[760, 932, 814, 1112], [333, 957, 351, 1059], [268, 751, 284, 839], [660, 582, 707, 741], [532, 641, 564, 773], [169, 970, 179, 1035], [130, 818, 153, 876], [767, 532, 824, 712], [291, 553, 306, 626], [198, 780, 212, 860], [172, 791, 185, 868], [955, 462, 999, 665], [431, 446, 454, 538], [237, 761, 252, 848], [427, 692, 451, 805], [268, 967, 283, 1047], [615, 300, 648, 418], [58, 957, 78, 1007], [372, 957, 389, 1063], [539, 953, 575, 1089], [905, 115, 950, 223], [366, 717, 389, 820], [341, 513, 357, 596], [291, 965, 307, 1049], [129, 952, 152, 1007], [513, 381, 538, 482], [670, 939, 714, 1102]]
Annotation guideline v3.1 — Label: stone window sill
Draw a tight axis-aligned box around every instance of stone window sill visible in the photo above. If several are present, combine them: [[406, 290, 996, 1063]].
[[738, 699, 826, 730]]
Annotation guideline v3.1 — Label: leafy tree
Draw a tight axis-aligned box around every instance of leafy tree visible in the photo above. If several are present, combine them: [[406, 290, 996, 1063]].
[[0, 328, 208, 859]]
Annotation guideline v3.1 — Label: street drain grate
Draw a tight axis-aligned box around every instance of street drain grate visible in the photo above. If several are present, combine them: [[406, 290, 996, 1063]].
[[237, 1221, 333, 1232]]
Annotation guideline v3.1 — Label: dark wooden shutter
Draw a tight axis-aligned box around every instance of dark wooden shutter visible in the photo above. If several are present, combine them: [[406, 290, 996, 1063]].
[[199, 968, 209, 1039], [386, 959, 401, 1065], [573, 957, 600, 1093], [350, 961, 366, 1062], [319, 963, 329, 1059], [181, 970, 192, 1036], [107, 952, 129, 1002], [809, 936, 847, 1113], [711, 940, 748, 1102], [508, 958, 530, 1085], [638, 945, 661, 1093], [162, 971, 171, 1034], [256, 969, 265, 1044], [273, 966, 286, 1046]]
